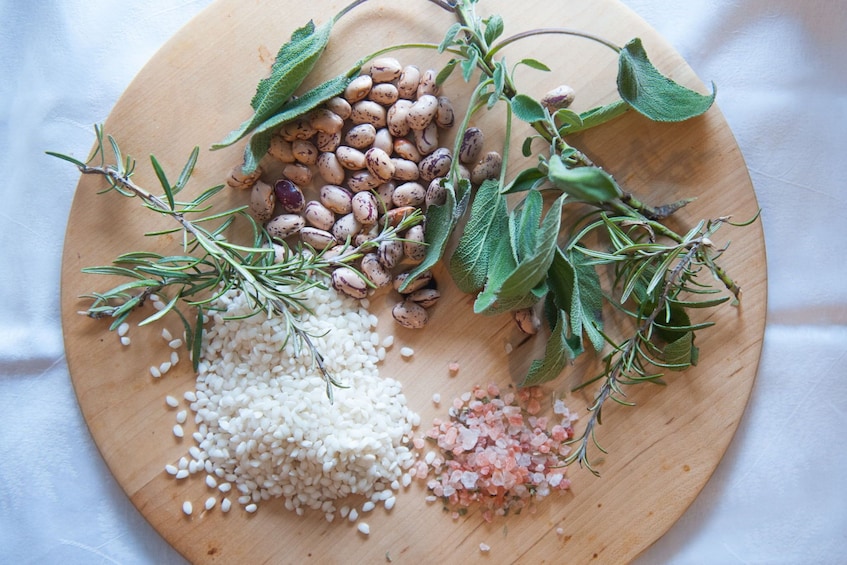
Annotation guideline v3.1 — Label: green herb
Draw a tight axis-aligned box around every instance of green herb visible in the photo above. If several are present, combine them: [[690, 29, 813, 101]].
[[50, 126, 422, 402]]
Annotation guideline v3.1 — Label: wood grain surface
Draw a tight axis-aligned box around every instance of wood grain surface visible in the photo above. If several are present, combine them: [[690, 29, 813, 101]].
[[60, 0, 767, 563]]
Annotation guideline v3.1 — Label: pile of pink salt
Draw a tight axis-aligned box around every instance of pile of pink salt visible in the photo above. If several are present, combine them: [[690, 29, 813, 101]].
[[414, 384, 577, 521]]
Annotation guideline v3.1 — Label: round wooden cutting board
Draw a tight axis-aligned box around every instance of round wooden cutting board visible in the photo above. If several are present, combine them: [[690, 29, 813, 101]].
[[61, 0, 767, 563]]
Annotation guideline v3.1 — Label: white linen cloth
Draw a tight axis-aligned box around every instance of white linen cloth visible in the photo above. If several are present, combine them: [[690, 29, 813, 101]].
[[1, 0, 844, 563]]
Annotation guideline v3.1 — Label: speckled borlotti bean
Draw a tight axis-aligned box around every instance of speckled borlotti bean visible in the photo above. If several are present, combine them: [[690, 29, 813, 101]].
[[266, 213, 305, 239], [361, 253, 392, 287], [347, 170, 381, 193], [459, 127, 485, 164], [320, 184, 353, 214], [280, 117, 315, 141], [282, 163, 312, 186], [300, 227, 337, 250], [310, 108, 344, 134], [292, 139, 318, 165], [331, 213, 362, 242], [351, 100, 387, 128], [250, 181, 275, 221], [513, 307, 541, 335], [418, 147, 452, 182], [325, 96, 352, 120], [268, 136, 295, 163], [369, 57, 403, 83], [416, 69, 439, 97], [392, 182, 426, 207], [344, 123, 377, 149], [393, 138, 421, 162], [316, 130, 341, 153], [304, 200, 336, 231], [414, 121, 439, 155], [407, 94, 439, 131], [335, 146, 367, 170], [375, 182, 395, 213], [332, 267, 369, 299], [403, 224, 426, 263], [373, 128, 393, 154], [426, 177, 447, 207], [226, 164, 262, 190], [471, 151, 502, 185], [351, 191, 379, 225], [435, 96, 455, 128], [344, 75, 373, 103], [368, 83, 399, 106], [365, 147, 395, 181], [408, 288, 440, 308], [394, 269, 433, 294], [392, 299, 428, 329], [540, 84, 576, 111], [316, 152, 345, 185], [391, 158, 420, 182], [397, 65, 421, 99], [387, 99, 413, 137], [378, 239, 404, 269]]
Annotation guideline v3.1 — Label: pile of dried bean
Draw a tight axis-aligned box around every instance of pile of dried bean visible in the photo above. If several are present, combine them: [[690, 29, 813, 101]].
[[226, 57, 501, 329]]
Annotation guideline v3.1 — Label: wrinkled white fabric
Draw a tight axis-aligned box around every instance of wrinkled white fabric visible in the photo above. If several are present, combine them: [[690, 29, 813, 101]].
[[1, 1, 844, 563]]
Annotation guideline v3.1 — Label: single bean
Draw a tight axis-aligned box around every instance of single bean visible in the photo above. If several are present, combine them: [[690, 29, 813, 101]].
[[266, 213, 305, 239], [300, 227, 337, 250], [403, 224, 426, 263], [471, 151, 502, 186], [393, 138, 421, 162], [365, 147, 395, 181], [392, 182, 426, 208], [351, 191, 379, 225], [325, 96, 352, 120], [392, 299, 429, 329], [282, 163, 312, 186], [273, 179, 305, 213], [397, 65, 420, 99], [345, 123, 377, 149], [331, 213, 362, 242], [391, 158, 420, 182], [375, 182, 395, 213], [310, 108, 344, 134], [418, 147, 452, 182], [435, 96, 455, 128], [368, 83, 399, 106], [320, 184, 353, 215], [540, 84, 576, 111], [268, 135, 295, 163], [513, 307, 541, 335], [373, 128, 394, 154], [316, 152, 345, 185], [351, 100, 387, 128], [226, 164, 262, 190], [414, 121, 439, 155], [332, 266, 369, 300], [407, 94, 439, 131], [280, 117, 315, 141], [344, 75, 373, 104], [416, 69, 439, 97], [458, 127, 484, 164], [316, 130, 341, 153], [378, 239, 404, 269], [408, 288, 440, 308], [292, 139, 318, 166], [425, 177, 447, 207], [335, 146, 367, 170], [381, 205, 416, 227], [250, 180, 275, 222], [369, 57, 403, 83], [393, 269, 433, 294], [347, 170, 381, 193], [361, 253, 392, 287], [304, 201, 336, 231], [387, 99, 413, 137]]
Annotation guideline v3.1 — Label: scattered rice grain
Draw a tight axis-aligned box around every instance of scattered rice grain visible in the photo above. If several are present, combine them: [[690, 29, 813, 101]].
[[150, 366, 161, 378], [245, 503, 258, 513], [120, 336, 131, 346], [165, 395, 179, 408], [221, 498, 231, 512], [205, 497, 216, 511], [161, 327, 173, 341], [357, 522, 370, 535], [400, 346, 414, 358], [182, 501, 193, 516], [173, 424, 184, 438]]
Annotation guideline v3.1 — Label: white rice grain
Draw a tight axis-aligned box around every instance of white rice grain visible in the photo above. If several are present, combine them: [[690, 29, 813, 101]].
[[182, 501, 193, 516], [165, 395, 179, 408], [205, 497, 216, 511]]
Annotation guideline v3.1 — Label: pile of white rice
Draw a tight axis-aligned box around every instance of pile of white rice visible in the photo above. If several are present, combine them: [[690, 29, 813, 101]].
[[172, 282, 420, 523]]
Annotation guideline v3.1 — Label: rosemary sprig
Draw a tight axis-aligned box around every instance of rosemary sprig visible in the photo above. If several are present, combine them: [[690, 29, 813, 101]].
[[50, 125, 422, 401]]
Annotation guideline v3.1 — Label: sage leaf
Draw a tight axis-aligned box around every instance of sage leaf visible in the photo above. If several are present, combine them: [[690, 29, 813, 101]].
[[449, 179, 508, 293], [502, 167, 546, 194], [660, 331, 698, 368], [474, 195, 565, 314], [235, 74, 350, 173], [510, 94, 547, 123], [509, 188, 543, 262], [483, 14, 504, 46], [617, 38, 716, 122], [521, 308, 582, 387], [515, 58, 551, 72], [548, 248, 604, 352], [438, 22, 463, 52], [547, 154, 622, 204], [215, 20, 334, 148]]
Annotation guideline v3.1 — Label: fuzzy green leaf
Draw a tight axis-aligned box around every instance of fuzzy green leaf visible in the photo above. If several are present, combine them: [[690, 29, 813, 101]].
[[521, 308, 582, 387], [660, 331, 698, 369], [502, 167, 546, 194], [449, 179, 507, 293], [509, 188, 543, 262], [510, 94, 547, 123], [547, 155, 623, 204], [618, 38, 716, 122], [515, 58, 551, 72], [215, 20, 333, 148], [483, 14, 504, 46], [548, 248, 605, 352]]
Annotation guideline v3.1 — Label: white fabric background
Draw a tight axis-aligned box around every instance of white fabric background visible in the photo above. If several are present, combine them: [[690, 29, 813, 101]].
[[1, 0, 844, 563]]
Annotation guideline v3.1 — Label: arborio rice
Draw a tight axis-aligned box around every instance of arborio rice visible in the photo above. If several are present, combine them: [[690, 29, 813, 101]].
[[173, 282, 420, 522]]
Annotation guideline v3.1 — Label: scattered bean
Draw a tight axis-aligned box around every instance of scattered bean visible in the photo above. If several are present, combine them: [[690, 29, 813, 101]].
[[320, 184, 353, 214], [387, 99, 413, 137], [416, 68, 439, 97], [471, 151, 502, 185], [226, 164, 262, 190], [300, 227, 337, 250], [373, 128, 394, 154], [361, 253, 392, 287], [273, 179, 305, 213], [316, 130, 341, 153], [368, 83, 399, 106], [335, 146, 367, 170], [344, 75, 373, 103], [250, 181, 275, 222], [325, 96, 352, 120], [332, 267, 369, 299], [369, 57, 403, 83], [351, 191, 379, 225], [304, 201, 336, 231], [459, 127, 485, 164], [282, 162, 312, 186], [292, 139, 318, 165], [397, 65, 421, 99], [365, 147, 395, 181], [394, 270, 433, 294], [310, 108, 344, 134], [513, 307, 541, 335], [392, 182, 426, 208], [409, 288, 440, 308], [403, 224, 426, 263], [425, 177, 447, 207], [266, 214, 305, 239], [407, 94, 439, 131], [414, 121, 439, 155], [347, 170, 381, 193], [378, 239, 404, 269], [351, 100, 387, 128], [316, 152, 345, 185], [541, 84, 576, 111], [418, 147, 452, 182], [393, 138, 421, 162], [391, 158, 420, 182], [435, 96, 455, 128], [392, 299, 428, 329], [268, 135, 296, 163], [331, 213, 362, 242]]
